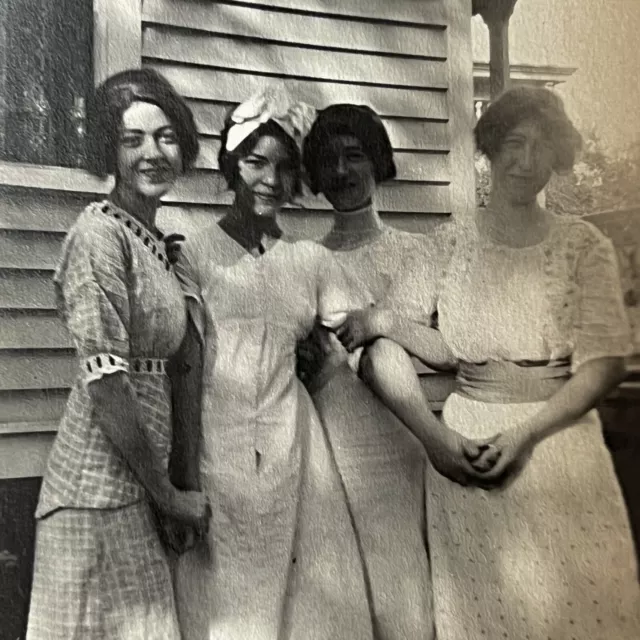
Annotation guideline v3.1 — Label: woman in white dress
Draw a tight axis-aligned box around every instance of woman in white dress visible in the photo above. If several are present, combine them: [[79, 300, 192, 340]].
[[168, 86, 376, 640], [427, 86, 640, 639]]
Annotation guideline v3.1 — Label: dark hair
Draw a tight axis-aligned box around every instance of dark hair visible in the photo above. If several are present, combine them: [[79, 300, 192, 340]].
[[303, 104, 396, 194], [474, 86, 582, 173], [218, 117, 303, 196], [86, 68, 199, 176]]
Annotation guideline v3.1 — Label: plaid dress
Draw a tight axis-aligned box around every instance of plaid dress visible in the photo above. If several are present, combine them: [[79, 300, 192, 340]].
[[26, 201, 187, 640]]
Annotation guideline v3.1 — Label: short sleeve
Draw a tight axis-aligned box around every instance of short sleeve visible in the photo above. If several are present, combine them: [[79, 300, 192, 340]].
[[386, 230, 455, 325], [573, 226, 633, 369], [315, 247, 363, 327], [54, 214, 131, 381]]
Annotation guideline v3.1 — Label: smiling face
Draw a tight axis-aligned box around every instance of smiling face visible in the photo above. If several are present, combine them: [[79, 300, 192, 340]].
[[492, 118, 556, 205], [116, 101, 183, 201], [315, 134, 376, 212], [235, 134, 298, 218]]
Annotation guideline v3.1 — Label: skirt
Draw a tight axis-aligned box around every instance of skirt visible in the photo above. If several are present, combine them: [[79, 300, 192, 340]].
[[26, 501, 180, 640], [428, 392, 640, 640]]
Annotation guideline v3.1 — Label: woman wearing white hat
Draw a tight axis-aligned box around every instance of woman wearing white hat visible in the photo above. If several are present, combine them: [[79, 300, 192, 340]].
[[169, 85, 375, 640]]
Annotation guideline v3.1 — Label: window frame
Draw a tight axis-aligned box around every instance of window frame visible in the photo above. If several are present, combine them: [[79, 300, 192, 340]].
[[0, 0, 142, 187]]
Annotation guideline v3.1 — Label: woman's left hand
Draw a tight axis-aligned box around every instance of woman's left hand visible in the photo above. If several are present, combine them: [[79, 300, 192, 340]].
[[467, 426, 536, 488], [335, 307, 390, 352]]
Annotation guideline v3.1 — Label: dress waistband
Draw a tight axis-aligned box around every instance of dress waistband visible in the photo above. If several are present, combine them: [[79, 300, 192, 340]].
[[456, 358, 571, 404]]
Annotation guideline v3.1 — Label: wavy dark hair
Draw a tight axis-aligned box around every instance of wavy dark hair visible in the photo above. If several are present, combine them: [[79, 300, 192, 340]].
[[475, 86, 582, 173], [86, 68, 199, 176], [217, 116, 303, 196], [303, 104, 396, 194]]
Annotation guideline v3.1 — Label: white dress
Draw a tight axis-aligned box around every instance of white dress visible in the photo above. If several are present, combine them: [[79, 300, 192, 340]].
[[170, 220, 375, 640], [429, 214, 640, 639], [310, 223, 455, 640]]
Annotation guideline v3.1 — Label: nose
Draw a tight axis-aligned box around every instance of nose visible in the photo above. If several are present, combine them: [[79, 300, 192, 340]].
[[519, 142, 534, 171], [262, 164, 281, 189], [141, 134, 163, 160], [335, 155, 348, 177]]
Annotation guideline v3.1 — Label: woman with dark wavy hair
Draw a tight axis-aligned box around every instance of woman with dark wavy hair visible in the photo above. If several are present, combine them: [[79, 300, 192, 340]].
[[427, 86, 640, 638], [26, 68, 209, 640]]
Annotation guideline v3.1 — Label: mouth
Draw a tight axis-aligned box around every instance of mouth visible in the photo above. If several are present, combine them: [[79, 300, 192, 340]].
[[254, 192, 283, 204], [138, 167, 172, 184]]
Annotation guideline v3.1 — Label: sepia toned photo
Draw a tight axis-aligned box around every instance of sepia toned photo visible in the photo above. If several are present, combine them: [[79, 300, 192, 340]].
[[1, 1, 639, 638]]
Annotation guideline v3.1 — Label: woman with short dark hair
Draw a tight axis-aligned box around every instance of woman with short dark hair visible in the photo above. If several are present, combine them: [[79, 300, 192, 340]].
[[300, 103, 481, 640], [26, 68, 209, 640], [427, 86, 640, 638]]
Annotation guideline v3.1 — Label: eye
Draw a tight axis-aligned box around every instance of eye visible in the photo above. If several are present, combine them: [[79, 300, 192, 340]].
[[120, 133, 142, 148], [158, 129, 178, 145], [503, 137, 522, 149], [244, 156, 266, 168], [347, 150, 368, 162]]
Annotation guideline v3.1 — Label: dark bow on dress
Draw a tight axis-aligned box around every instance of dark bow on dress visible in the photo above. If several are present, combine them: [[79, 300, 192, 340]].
[[163, 233, 186, 265]]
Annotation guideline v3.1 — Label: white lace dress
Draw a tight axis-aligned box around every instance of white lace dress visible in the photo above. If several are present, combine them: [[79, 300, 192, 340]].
[[428, 215, 640, 639]]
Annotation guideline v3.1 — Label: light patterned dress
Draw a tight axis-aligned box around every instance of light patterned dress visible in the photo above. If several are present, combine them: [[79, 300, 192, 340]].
[[27, 201, 186, 640], [310, 219, 455, 640], [171, 219, 375, 640], [429, 214, 640, 639]]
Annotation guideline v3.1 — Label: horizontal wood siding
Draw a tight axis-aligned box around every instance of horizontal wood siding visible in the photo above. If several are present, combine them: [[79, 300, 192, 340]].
[[0, 0, 474, 476]]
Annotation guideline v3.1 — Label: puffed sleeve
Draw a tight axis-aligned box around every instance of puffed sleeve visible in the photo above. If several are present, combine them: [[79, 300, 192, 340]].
[[572, 224, 633, 370], [387, 228, 456, 326], [54, 213, 131, 383], [315, 245, 362, 328]]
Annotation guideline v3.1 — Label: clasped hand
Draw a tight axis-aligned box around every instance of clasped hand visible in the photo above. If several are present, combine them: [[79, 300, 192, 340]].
[[458, 425, 536, 489]]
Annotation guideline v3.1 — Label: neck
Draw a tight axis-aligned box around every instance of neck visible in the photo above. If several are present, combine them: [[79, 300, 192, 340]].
[[220, 199, 282, 251], [484, 187, 547, 242], [330, 201, 383, 234], [109, 184, 159, 230]]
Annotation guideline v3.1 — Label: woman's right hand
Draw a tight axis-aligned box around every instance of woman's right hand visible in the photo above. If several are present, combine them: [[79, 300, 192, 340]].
[[427, 429, 499, 487], [160, 488, 211, 535]]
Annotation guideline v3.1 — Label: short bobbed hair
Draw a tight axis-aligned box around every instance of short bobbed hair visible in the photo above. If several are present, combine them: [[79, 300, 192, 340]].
[[86, 68, 199, 176], [474, 86, 582, 173], [303, 104, 396, 194], [218, 117, 303, 196]]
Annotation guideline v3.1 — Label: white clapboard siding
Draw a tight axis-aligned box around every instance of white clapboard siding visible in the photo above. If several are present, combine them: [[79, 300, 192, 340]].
[[146, 62, 449, 121], [195, 137, 451, 183], [190, 100, 451, 151], [0, 191, 89, 232], [0, 388, 69, 424], [0, 312, 71, 349], [143, 27, 448, 88], [0, 271, 57, 310], [142, 0, 448, 57], [0, 231, 64, 271], [0, 351, 77, 391], [191, 0, 449, 26]]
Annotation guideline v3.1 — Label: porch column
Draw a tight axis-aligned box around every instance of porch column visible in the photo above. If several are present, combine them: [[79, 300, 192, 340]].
[[473, 0, 519, 99]]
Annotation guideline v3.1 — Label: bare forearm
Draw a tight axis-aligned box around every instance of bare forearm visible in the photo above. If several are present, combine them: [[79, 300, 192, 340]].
[[169, 318, 203, 490], [90, 372, 175, 506], [375, 311, 456, 371], [361, 338, 451, 450], [522, 357, 627, 445]]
